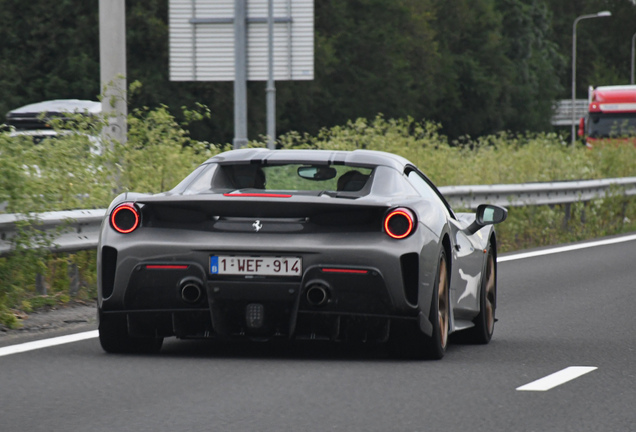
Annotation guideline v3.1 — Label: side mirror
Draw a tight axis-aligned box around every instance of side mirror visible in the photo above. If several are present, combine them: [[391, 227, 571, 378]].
[[464, 204, 508, 234], [477, 204, 507, 224]]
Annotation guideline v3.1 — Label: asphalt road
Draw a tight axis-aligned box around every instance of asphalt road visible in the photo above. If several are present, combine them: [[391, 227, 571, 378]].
[[1, 235, 635, 432]]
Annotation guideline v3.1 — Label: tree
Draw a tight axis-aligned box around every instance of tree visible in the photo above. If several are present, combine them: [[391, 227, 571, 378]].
[[0, 1, 100, 120], [496, 0, 564, 132], [275, 0, 440, 137], [429, 0, 564, 139], [2, 0, 611, 144], [544, 0, 636, 97], [430, 0, 511, 138]]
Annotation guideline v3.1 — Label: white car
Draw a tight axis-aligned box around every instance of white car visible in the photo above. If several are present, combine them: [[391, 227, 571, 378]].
[[6, 99, 101, 130], [6, 99, 103, 153]]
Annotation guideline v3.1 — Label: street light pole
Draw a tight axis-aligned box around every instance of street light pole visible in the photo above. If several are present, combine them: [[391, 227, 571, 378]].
[[572, 11, 612, 145]]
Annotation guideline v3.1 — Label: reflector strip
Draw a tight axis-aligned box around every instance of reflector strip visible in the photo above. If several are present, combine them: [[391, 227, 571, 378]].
[[223, 193, 292, 198], [145, 264, 189, 270], [321, 268, 368, 274]]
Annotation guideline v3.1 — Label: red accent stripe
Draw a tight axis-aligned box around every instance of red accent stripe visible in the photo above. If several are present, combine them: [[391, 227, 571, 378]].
[[145, 265, 189, 270], [321, 268, 368, 274], [223, 193, 292, 198]]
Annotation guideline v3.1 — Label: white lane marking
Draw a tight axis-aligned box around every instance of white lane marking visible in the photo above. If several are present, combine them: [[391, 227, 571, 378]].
[[499, 233, 636, 262], [0, 330, 98, 358], [516, 366, 598, 391]]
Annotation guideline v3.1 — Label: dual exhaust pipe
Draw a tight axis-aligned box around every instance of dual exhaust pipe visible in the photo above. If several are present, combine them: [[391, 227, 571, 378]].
[[179, 279, 331, 307]]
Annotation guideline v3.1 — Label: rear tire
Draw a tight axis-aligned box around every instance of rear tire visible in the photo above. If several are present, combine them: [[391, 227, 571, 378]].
[[390, 249, 449, 360], [463, 246, 496, 344], [423, 249, 450, 359], [99, 313, 163, 354]]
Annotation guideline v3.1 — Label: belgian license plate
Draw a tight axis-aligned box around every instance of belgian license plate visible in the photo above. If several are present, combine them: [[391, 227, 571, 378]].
[[210, 256, 302, 276]]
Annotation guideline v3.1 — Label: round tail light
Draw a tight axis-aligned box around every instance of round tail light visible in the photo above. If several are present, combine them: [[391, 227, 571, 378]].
[[110, 203, 140, 234], [384, 208, 415, 239]]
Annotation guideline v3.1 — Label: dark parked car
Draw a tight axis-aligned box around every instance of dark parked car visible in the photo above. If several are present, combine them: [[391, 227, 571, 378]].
[[98, 148, 507, 359]]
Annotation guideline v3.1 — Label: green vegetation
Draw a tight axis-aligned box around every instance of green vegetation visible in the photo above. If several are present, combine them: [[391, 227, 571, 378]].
[[1, 111, 635, 327], [3, 1, 635, 144]]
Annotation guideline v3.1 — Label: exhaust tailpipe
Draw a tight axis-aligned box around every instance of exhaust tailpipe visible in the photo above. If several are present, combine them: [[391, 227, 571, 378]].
[[180, 280, 203, 304], [306, 283, 330, 307]]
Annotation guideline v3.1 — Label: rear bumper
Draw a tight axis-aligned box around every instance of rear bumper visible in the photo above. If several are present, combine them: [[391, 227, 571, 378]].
[[98, 228, 439, 340], [99, 260, 416, 341]]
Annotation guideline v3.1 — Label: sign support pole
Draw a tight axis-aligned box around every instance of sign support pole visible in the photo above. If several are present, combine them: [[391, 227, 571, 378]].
[[233, 0, 249, 149], [99, 0, 127, 146], [266, 0, 276, 149]]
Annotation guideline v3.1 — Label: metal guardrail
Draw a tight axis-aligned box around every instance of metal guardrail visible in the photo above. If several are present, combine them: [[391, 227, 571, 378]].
[[0, 209, 105, 257], [1, 177, 636, 257], [439, 177, 636, 209]]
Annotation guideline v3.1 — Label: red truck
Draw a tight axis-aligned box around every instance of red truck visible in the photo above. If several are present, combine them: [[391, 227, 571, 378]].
[[578, 85, 636, 146]]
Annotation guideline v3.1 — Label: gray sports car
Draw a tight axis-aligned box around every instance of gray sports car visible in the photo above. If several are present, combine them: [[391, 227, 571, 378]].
[[97, 148, 507, 359]]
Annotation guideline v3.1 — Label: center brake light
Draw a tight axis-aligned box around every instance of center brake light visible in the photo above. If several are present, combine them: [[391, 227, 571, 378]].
[[384, 207, 416, 239], [223, 193, 292, 198], [110, 203, 140, 234]]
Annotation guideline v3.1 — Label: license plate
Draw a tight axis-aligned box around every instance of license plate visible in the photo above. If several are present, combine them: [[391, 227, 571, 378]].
[[210, 256, 302, 276]]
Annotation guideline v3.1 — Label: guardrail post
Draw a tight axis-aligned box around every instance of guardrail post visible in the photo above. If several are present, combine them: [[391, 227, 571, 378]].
[[69, 262, 80, 297], [35, 273, 47, 295], [580, 202, 587, 224], [562, 203, 572, 230]]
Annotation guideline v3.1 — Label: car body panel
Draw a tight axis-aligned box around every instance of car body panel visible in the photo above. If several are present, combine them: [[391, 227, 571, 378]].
[[97, 149, 504, 346]]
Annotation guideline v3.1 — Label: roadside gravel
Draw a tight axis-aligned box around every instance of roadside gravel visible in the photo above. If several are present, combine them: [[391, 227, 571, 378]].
[[0, 301, 97, 342]]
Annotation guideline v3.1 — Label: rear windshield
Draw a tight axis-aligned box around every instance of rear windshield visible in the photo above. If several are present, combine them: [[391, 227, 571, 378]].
[[181, 163, 374, 196]]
